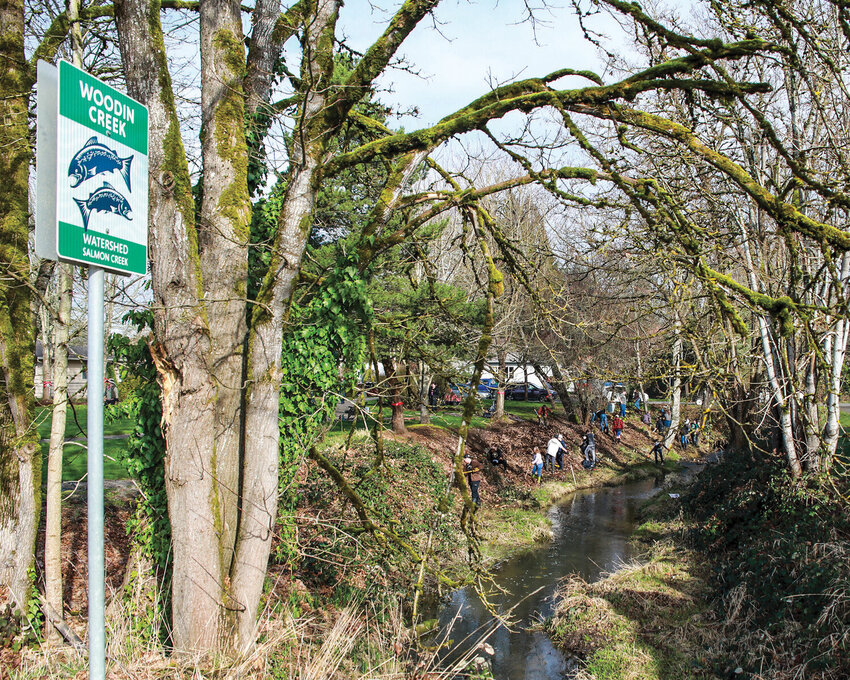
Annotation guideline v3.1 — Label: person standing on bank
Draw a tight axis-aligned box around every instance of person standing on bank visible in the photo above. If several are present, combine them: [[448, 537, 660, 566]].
[[598, 408, 609, 434], [546, 434, 567, 472], [531, 447, 543, 483], [463, 455, 482, 506], [581, 429, 597, 467], [651, 439, 665, 465], [428, 383, 438, 408]]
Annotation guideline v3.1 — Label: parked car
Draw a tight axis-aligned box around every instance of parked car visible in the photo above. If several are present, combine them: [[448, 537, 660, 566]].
[[459, 382, 494, 398], [504, 382, 550, 401]]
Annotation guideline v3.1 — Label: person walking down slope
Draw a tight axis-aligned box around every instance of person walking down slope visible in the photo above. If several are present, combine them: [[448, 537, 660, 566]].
[[536, 403, 551, 428], [619, 397, 627, 418], [581, 429, 596, 468], [598, 409, 609, 434], [546, 434, 568, 472], [651, 439, 665, 465], [463, 455, 482, 506], [612, 414, 624, 442], [531, 448, 543, 483]]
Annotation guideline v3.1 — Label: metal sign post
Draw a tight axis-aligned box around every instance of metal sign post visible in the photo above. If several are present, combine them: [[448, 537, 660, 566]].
[[36, 59, 148, 680], [86, 267, 105, 680]]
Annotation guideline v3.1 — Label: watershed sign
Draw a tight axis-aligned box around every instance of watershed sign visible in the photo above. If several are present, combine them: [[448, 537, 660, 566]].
[[36, 60, 149, 275]]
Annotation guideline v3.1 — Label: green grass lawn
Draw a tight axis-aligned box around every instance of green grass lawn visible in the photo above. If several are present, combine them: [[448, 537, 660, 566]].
[[34, 404, 134, 440], [36, 404, 133, 482], [323, 396, 549, 443]]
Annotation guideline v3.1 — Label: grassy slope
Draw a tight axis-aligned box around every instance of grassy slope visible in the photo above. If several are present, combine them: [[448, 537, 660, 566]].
[[355, 400, 706, 566], [292, 400, 705, 607]]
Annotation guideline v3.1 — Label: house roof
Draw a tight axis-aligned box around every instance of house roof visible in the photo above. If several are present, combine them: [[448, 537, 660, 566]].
[[35, 340, 88, 361]]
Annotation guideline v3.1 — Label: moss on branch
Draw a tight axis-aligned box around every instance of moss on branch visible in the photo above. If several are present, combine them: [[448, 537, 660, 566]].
[[323, 37, 773, 178]]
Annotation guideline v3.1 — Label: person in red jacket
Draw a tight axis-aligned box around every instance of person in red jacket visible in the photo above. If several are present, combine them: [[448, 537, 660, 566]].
[[612, 414, 624, 441]]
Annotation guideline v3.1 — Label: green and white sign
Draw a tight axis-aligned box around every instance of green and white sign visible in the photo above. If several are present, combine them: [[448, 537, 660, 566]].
[[36, 60, 149, 275]]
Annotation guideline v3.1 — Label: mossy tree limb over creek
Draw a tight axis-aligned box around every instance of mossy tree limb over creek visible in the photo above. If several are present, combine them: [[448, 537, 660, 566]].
[[60, 0, 850, 658]]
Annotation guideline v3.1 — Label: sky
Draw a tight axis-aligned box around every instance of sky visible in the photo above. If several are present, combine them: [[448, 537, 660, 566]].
[[333, 1, 627, 127]]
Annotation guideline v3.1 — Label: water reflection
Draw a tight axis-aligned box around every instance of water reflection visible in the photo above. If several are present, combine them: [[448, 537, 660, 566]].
[[435, 477, 662, 680]]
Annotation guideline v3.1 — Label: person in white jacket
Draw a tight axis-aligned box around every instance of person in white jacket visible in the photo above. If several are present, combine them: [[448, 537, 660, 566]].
[[546, 434, 567, 472]]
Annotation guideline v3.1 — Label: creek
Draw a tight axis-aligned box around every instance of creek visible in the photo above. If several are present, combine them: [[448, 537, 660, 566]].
[[433, 475, 671, 679]]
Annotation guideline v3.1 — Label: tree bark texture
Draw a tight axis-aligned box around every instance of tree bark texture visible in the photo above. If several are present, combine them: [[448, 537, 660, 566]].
[[418, 363, 430, 424], [494, 349, 506, 419], [0, 0, 39, 614], [663, 317, 682, 451], [115, 0, 218, 652], [44, 263, 72, 643]]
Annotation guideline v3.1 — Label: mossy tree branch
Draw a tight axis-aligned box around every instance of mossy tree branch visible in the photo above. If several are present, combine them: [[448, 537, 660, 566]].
[[322, 41, 773, 178]]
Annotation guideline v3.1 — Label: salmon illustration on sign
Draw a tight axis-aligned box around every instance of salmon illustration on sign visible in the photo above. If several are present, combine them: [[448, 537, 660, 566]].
[[74, 181, 132, 231], [68, 136, 133, 192]]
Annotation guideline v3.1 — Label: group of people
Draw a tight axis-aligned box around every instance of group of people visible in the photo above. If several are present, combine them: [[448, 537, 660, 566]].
[[462, 404, 705, 505], [589, 408, 626, 441], [679, 418, 701, 447], [529, 430, 600, 482]]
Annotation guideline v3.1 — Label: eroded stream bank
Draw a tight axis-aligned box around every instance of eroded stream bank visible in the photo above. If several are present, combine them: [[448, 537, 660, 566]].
[[434, 475, 673, 679]]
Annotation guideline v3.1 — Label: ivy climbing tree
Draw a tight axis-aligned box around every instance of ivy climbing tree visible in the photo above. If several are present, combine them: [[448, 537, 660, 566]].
[[103, 0, 829, 655]]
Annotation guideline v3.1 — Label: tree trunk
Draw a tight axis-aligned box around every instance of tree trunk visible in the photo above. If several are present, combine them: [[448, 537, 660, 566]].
[[522, 360, 529, 400], [494, 349, 506, 419], [116, 0, 218, 652], [801, 353, 820, 470], [738, 210, 803, 476], [635, 341, 648, 413], [117, 0, 443, 654], [39, 304, 52, 401], [821, 252, 850, 466], [418, 362, 430, 425], [0, 0, 39, 614], [663, 317, 682, 450], [197, 0, 251, 590], [382, 356, 406, 434], [44, 264, 71, 643]]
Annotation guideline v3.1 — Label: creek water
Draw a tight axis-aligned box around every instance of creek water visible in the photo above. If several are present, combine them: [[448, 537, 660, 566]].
[[433, 476, 666, 679]]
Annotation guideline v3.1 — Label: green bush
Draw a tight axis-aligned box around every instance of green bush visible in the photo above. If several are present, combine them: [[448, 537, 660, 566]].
[[684, 449, 850, 676]]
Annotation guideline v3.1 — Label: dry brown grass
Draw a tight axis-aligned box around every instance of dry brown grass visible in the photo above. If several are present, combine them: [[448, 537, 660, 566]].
[[10, 594, 499, 680]]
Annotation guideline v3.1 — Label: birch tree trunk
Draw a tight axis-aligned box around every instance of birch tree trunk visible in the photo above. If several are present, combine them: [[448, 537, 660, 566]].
[[635, 341, 648, 414], [44, 264, 72, 643], [663, 315, 682, 451], [802, 353, 820, 468], [737, 211, 803, 476], [821, 251, 850, 465]]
